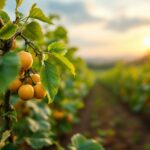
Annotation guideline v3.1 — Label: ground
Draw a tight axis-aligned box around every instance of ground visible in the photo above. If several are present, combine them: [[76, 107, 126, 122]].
[[61, 83, 150, 150]]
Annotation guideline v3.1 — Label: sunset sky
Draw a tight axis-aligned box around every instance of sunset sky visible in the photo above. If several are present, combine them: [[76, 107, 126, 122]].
[[5, 0, 150, 60]]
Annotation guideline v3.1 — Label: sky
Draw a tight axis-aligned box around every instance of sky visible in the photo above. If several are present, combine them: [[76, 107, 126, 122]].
[[4, 0, 150, 61]]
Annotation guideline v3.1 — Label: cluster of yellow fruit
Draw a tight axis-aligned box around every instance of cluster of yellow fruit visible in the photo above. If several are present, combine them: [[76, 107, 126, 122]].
[[52, 110, 73, 123], [9, 51, 47, 101]]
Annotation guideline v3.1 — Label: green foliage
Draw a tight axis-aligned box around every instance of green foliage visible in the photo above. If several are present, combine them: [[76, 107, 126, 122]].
[[52, 53, 76, 76], [0, 130, 11, 148], [2, 143, 18, 150], [23, 21, 44, 41], [48, 42, 67, 55], [0, 1, 102, 150], [13, 101, 53, 149], [25, 136, 52, 149], [41, 61, 60, 103], [98, 61, 150, 113], [0, 11, 10, 23], [0, 22, 18, 40], [0, 0, 6, 9], [29, 4, 52, 24], [0, 52, 20, 94], [70, 134, 104, 150], [54, 26, 68, 42]]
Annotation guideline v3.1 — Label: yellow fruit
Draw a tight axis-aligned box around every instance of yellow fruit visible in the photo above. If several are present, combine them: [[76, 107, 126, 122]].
[[10, 78, 22, 92], [26, 74, 41, 85], [18, 84, 34, 100], [31, 74, 41, 83], [18, 51, 33, 70], [53, 111, 65, 120], [34, 82, 46, 99]]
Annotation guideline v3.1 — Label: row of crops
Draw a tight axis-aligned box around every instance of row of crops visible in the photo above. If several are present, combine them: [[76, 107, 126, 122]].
[[0, 0, 104, 149], [98, 60, 150, 115]]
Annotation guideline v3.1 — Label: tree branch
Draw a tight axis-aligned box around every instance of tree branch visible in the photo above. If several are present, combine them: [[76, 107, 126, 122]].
[[3, 90, 13, 143]]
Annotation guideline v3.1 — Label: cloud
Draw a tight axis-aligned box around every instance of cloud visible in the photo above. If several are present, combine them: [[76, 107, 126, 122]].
[[105, 17, 150, 32], [70, 37, 107, 48], [46, 0, 102, 24]]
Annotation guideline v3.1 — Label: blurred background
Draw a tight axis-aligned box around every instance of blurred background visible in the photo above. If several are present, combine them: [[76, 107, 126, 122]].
[[5, 0, 150, 64]]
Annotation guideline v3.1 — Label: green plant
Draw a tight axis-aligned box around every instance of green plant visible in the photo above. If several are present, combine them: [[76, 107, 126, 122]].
[[0, 0, 103, 149], [0, 0, 75, 148]]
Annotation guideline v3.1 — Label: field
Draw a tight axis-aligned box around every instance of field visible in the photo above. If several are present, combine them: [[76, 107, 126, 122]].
[[62, 83, 150, 150]]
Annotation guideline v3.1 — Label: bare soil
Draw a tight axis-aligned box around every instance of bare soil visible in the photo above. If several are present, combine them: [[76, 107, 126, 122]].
[[60, 84, 150, 150]]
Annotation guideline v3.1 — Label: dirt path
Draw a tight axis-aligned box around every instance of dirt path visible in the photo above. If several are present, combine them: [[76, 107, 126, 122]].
[[61, 84, 150, 150]]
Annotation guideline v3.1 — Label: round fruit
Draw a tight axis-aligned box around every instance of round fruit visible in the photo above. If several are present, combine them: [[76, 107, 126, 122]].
[[18, 51, 33, 70], [31, 74, 41, 83], [34, 82, 46, 99], [18, 84, 34, 100], [26, 74, 41, 85], [53, 111, 65, 120], [10, 78, 22, 92]]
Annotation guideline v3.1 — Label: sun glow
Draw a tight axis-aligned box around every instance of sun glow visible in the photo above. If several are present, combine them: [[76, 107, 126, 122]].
[[143, 37, 150, 48]]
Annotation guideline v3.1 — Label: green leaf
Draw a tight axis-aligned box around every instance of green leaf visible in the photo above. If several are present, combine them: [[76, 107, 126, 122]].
[[40, 61, 60, 103], [52, 53, 76, 76], [25, 137, 52, 149], [16, 0, 23, 7], [23, 21, 44, 41], [27, 118, 40, 132], [48, 42, 67, 55], [54, 26, 67, 41], [71, 134, 86, 146], [0, 52, 20, 94], [0, 22, 18, 40], [27, 117, 50, 133], [0, 131, 11, 149], [0, 130, 11, 143], [26, 101, 51, 120], [6, 110, 17, 122], [0, 0, 6, 10], [29, 4, 52, 24], [70, 134, 104, 150], [0, 10, 10, 23], [18, 12, 24, 19]]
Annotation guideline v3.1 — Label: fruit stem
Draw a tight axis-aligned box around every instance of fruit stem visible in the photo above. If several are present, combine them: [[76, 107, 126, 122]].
[[19, 34, 42, 55], [3, 90, 14, 143]]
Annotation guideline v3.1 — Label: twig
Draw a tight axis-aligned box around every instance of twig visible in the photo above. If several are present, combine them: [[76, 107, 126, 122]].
[[19, 34, 42, 55]]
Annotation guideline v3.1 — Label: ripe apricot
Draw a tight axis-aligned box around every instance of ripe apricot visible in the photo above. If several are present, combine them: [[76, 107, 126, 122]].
[[34, 82, 46, 99], [31, 74, 41, 83], [26, 74, 41, 85], [53, 110, 65, 120], [10, 78, 22, 92], [18, 51, 33, 70], [18, 84, 34, 100]]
